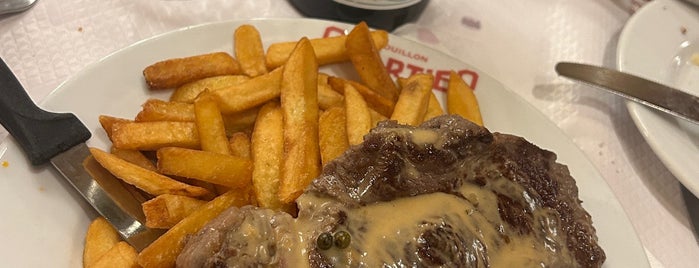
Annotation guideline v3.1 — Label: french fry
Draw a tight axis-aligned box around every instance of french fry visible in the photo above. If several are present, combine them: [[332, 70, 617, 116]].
[[89, 242, 138, 268], [142, 194, 207, 229], [111, 121, 199, 151], [135, 99, 195, 122], [344, 83, 373, 145], [424, 91, 445, 121], [319, 106, 349, 166], [396, 76, 409, 88], [156, 147, 253, 189], [251, 102, 291, 211], [266, 29, 389, 68], [328, 77, 394, 117], [170, 75, 250, 103], [228, 132, 251, 159], [390, 73, 433, 126], [137, 190, 250, 268], [89, 147, 211, 198], [398, 73, 442, 120], [278, 37, 321, 203], [173, 177, 219, 201], [210, 67, 283, 114], [194, 94, 232, 155], [398, 76, 445, 122], [317, 73, 344, 110], [143, 52, 241, 89], [83, 217, 121, 268], [234, 24, 268, 77], [369, 107, 388, 127], [447, 71, 483, 126], [346, 22, 399, 102], [98, 115, 133, 141], [222, 106, 259, 136], [110, 146, 157, 171]]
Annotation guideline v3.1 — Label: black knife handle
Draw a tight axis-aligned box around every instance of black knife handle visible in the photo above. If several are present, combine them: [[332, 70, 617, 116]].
[[0, 58, 91, 165]]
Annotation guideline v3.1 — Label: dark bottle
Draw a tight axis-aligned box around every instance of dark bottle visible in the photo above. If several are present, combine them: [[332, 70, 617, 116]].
[[288, 0, 430, 31]]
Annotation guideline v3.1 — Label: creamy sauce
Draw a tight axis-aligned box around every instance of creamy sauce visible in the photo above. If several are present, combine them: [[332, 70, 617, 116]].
[[292, 179, 577, 267], [409, 128, 441, 148]]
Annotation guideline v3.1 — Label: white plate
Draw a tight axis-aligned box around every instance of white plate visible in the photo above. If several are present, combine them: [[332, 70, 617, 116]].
[[0, 18, 647, 267], [617, 0, 699, 196]]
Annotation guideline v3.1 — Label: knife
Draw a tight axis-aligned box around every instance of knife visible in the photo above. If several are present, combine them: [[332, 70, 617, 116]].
[[555, 62, 699, 125], [681, 185, 699, 242], [0, 57, 162, 251]]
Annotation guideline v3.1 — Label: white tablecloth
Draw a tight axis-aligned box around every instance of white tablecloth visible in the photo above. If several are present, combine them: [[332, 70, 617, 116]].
[[1, 0, 696, 267]]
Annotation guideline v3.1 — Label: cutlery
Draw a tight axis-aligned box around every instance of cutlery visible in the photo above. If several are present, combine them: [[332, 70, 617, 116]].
[[0, 57, 162, 251], [555, 62, 699, 125], [681, 185, 699, 242], [0, 0, 37, 15]]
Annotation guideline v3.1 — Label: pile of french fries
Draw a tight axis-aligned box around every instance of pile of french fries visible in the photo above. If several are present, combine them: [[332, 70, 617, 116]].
[[81, 22, 482, 268]]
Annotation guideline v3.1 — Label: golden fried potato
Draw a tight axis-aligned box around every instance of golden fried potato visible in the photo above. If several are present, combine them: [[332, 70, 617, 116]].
[[344, 83, 373, 146], [156, 147, 253, 189], [109, 146, 157, 171], [265, 29, 389, 68], [170, 75, 250, 103], [319, 106, 349, 166], [143, 52, 241, 89], [346, 22, 399, 102], [89, 242, 138, 268], [89, 147, 211, 198], [137, 190, 251, 268], [194, 94, 232, 155], [447, 71, 483, 126], [228, 132, 251, 159], [369, 107, 388, 127], [98, 115, 133, 142], [210, 67, 283, 114], [424, 90, 445, 122], [327, 77, 395, 118], [250, 102, 293, 211], [142, 194, 207, 229], [391, 74, 434, 126], [111, 121, 199, 151], [278, 37, 321, 203], [135, 99, 195, 122], [234, 24, 268, 77], [221, 106, 259, 136], [83, 217, 121, 268], [317, 73, 344, 110]]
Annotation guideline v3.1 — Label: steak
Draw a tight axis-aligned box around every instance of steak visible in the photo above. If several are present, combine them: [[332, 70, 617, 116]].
[[176, 115, 606, 268]]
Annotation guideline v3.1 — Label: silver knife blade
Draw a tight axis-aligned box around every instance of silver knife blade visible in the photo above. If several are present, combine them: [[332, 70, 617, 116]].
[[555, 62, 699, 125], [681, 185, 699, 242], [50, 144, 164, 251]]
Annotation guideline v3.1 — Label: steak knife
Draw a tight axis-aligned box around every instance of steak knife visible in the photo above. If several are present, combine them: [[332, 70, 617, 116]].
[[0, 58, 162, 251], [555, 62, 699, 125]]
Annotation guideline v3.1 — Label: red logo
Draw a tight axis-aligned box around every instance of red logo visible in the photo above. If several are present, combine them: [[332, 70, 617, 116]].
[[321, 26, 480, 91]]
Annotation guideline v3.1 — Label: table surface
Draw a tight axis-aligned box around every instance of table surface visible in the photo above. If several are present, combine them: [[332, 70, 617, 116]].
[[0, 0, 696, 267]]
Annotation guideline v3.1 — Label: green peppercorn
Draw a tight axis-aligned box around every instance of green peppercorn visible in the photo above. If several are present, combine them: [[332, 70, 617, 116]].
[[316, 232, 333, 250], [333, 230, 351, 249]]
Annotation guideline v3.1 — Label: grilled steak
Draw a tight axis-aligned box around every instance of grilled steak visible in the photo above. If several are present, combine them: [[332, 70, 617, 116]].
[[177, 115, 605, 268]]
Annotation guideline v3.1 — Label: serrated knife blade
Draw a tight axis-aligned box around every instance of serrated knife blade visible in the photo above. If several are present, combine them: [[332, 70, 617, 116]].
[[555, 62, 699, 125], [0, 57, 163, 251]]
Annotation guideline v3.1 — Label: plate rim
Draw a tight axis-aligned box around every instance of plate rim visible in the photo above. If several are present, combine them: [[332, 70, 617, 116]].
[[9, 17, 648, 267]]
